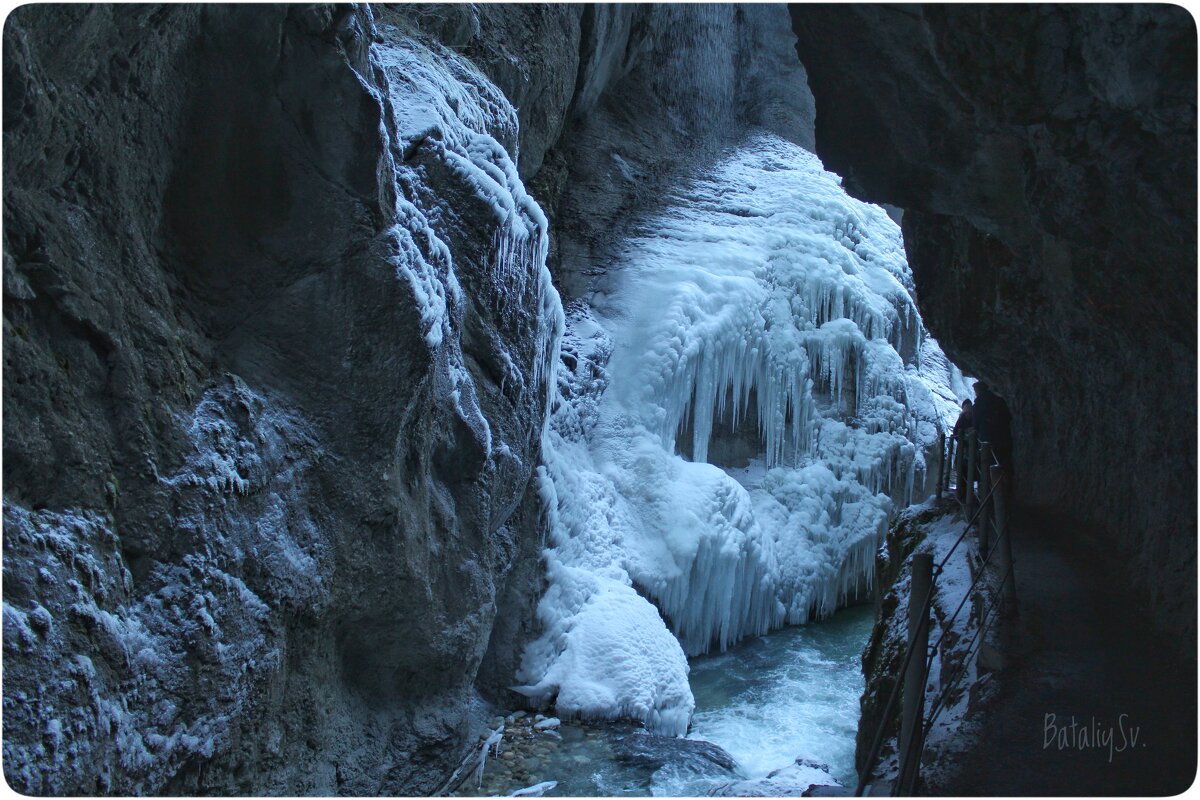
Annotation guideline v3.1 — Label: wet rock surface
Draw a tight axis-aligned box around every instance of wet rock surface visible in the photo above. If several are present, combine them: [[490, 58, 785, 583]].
[[449, 715, 739, 797], [790, 4, 1197, 646]]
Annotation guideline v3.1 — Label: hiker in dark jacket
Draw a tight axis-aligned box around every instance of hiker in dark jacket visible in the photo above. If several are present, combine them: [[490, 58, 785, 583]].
[[973, 382, 995, 443], [951, 398, 975, 503], [951, 399, 974, 439], [973, 381, 1013, 470]]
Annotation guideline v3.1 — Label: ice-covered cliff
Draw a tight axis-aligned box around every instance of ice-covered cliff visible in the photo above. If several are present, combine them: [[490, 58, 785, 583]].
[[3, 3, 977, 793], [514, 133, 967, 734]]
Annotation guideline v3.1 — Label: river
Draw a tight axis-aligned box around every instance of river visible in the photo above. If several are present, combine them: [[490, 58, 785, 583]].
[[461, 604, 874, 797]]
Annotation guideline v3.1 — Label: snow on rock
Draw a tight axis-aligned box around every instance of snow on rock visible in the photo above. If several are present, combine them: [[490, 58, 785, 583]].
[[371, 27, 563, 413], [1, 378, 325, 794], [2, 507, 276, 794], [508, 780, 558, 797], [515, 560, 695, 736], [518, 133, 967, 734], [709, 758, 839, 797]]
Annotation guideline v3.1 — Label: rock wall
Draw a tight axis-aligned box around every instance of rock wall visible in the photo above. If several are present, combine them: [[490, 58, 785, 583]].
[[533, 3, 816, 300], [403, 3, 816, 300], [3, 5, 556, 794], [789, 4, 1197, 645], [2, 3, 819, 794]]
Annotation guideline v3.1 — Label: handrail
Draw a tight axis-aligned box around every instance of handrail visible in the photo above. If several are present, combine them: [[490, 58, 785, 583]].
[[893, 526, 1015, 796], [927, 477, 1007, 658], [853, 476, 998, 796], [924, 561, 1014, 731], [856, 430, 1016, 796]]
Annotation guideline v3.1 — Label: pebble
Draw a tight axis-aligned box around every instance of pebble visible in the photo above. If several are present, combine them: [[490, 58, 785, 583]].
[[500, 751, 516, 761]]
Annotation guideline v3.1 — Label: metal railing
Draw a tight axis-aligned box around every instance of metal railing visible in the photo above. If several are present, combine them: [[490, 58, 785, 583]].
[[855, 431, 1017, 796]]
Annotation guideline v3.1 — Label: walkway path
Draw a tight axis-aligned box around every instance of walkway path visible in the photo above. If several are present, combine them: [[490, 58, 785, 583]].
[[933, 504, 1196, 795]]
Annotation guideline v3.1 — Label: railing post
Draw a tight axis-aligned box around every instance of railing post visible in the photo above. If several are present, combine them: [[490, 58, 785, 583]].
[[990, 464, 1017, 614], [945, 438, 956, 496], [977, 443, 993, 559], [899, 553, 933, 795], [963, 432, 978, 519], [936, 431, 946, 504]]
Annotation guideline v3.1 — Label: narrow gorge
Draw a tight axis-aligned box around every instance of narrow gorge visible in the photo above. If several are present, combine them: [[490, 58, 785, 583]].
[[3, 4, 1194, 797]]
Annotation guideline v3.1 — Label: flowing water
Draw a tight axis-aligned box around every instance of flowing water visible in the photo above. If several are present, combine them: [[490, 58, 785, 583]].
[[663, 603, 875, 793], [461, 604, 873, 797]]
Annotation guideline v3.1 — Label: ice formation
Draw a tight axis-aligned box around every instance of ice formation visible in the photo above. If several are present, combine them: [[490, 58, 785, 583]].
[[370, 23, 563, 439], [517, 133, 968, 734]]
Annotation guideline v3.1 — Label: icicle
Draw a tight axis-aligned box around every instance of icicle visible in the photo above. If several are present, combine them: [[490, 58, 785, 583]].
[[521, 130, 969, 737]]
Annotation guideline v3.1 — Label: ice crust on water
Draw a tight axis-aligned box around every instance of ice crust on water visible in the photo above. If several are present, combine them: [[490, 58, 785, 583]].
[[517, 134, 967, 734]]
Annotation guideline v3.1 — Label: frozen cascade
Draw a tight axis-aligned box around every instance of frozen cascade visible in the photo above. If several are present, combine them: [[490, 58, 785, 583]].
[[517, 133, 969, 735]]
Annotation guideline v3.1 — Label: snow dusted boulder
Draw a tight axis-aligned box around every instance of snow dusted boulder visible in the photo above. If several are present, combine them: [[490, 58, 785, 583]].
[[515, 560, 695, 735], [709, 757, 839, 797]]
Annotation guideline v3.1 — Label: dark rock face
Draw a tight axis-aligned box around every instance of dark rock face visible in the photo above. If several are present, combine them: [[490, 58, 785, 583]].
[[525, 3, 817, 300], [4, 5, 555, 794], [2, 3, 820, 793], [790, 4, 1197, 644]]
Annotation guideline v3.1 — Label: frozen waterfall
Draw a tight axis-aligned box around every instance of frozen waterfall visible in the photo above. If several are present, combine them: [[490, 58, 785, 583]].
[[516, 133, 968, 735]]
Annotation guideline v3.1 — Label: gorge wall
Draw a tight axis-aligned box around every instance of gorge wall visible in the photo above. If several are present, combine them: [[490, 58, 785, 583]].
[[790, 4, 1198, 646], [4, 5, 567, 794], [2, 4, 815, 794]]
